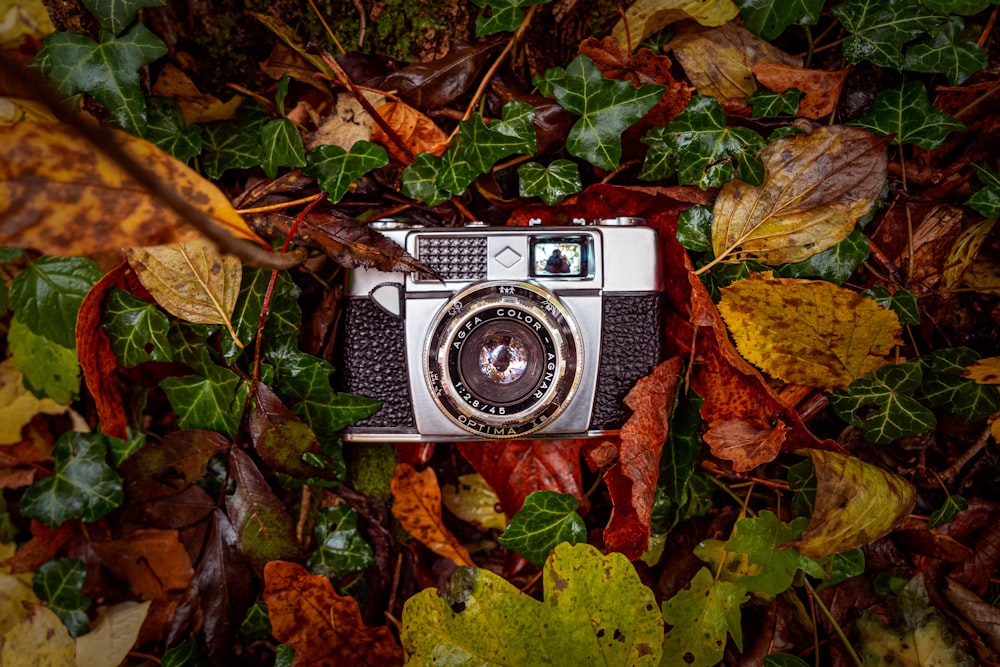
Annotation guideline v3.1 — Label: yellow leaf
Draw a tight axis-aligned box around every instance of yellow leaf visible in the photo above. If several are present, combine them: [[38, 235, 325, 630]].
[[667, 22, 799, 101], [718, 273, 902, 389], [441, 473, 507, 531], [0, 358, 68, 445], [0, 0, 54, 49], [74, 601, 151, 667], [124, 239, 243, 347], [152, 64, 243, 124], [391, 463, 474, 567], [611, 0, 739, 48], [0, 97, 57, 125], [964, 357, 1000, 385], [789, 449, 916, 558], [0, 572, 37, 636], [709, 126, 889, 268], [0, 122, 262, 256], [0, 604, 76, 667], [942, 217, 997, 293]]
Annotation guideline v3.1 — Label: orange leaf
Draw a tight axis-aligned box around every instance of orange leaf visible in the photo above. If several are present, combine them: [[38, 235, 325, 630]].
[[751, 62, 850, 119], [702, 418, 787, 472], [390, 463, 474, 567], [91, 529, 195, 599], [371, 100, 449, 164], [264, 560, 405, 667]]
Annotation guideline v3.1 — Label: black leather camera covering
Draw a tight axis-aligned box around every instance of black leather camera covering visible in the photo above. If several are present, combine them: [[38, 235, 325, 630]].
[[589, 293, 667, 430], [338, 298, 415, 428]]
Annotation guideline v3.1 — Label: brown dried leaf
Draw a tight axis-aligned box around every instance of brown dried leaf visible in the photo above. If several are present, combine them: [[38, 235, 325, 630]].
[[0, 122, 262, 254], [91, 529, 195, 599], [711, 126, 889, 266], [751, 62, 850, 119], [610, 0, 739, 47], [390, 463, 474, 567], [382, 40, 500, 110], [306, 91, 384, 152], [0, 358, 67, 446], [119, 430, 229, 502], [703, 419, 787, 473], [944, 577, 1000, 653], [371, 100, 449, 164], [943, 218, 997, 292], [152, 63, 243, 124]]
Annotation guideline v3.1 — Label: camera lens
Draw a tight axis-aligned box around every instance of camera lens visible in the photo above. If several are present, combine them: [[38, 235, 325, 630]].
[[458, 323, 543, 404]]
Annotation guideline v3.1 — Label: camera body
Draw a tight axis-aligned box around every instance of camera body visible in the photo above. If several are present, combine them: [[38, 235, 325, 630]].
[[339, 218, 666, 442]]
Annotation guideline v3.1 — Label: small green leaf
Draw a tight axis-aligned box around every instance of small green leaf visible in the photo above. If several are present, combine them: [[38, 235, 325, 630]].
[[32, 24, 167, 136], [33, 558, 90, 637], [850, 80, 965, 150], [102, 287, 174, 367], [662, 567, 748, 667], [274, 76, 291, 116], [902, 16, 987, 85], [401, 153, 451, 206], [201, 111, 267, 179], [517, 160, 582, 204], [471, 0, 547, 35], [815, 548, 865, 591], [306, 505, 375, 578], [788, 458, 817, 519], [735, 0, 823, 40], [829, 361, 937, 444], [928, 494, 968, 529], [532, 66, 565, 97], [162, 637, 212, 667], [222, 266, 301, 362], [435, 137, 480, 195], [306, 140, 389, 203], [0, 248, 24, 264], [918, 347, 1000, 422], [239, 601, 272, 640], [21, 432, 124, 526], [261, 117, 306, 179], [555, 54, 664, 171], [160, 363, 250, 438], [722, 512, 823, 595], [863, 286, 920, 325], [146, 97, 202, 163], [80, 0, 165, 35], [748, 88, 801, 117], [676, 205, 714, 252], [498, 491, 587, 566], [107, 430, 146, 467], [832, 0, 944, 68], [8, 317, 80, 405], [9, 256, 103, 349], [774, 229, 870, 285], [458, 101, 536, 174], [967, 164, 1000, 218]]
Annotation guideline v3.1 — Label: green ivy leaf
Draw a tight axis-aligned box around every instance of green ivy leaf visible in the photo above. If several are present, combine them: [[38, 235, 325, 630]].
[[748, 88, 801, 117], [146, 97, 202, 163], [80, 0, 165, 35], [517, 159, 582, 204], [401, 153, 451, 206], [849, 80, 965, 150], [532, 66, 565, 97], [305, 140, 389, 203], [201, 111, 267, 179], [662, 567, 748, 667], [641, 95, 765, 189], [471, 0, 547, 35], [676, 205, 714, 252], [498, 491, 587, 566], [435, 136, 479, 195], [903, 16, 987, 85], [787, 458, 817, 519], [8, 317, 80, 404], [9, 256, 103, 349], [458, 101, 536, 173], [829, 361, 937, 444], [863, 286, 920, 325], [736, 0, 823, 40], [774, 229, 870, 285], [814, 548, 865, 591], [160, 363, 250, 438], [918, 0, 993, 16], [721, 512, 823, 595], [928, 494, 968, 529], [32, 24, 167, 136], [306, 505, 375, 578], [918, 347, 1000, 422], [831, 0, 944, 68], [554, 54, 664, 171], [239, 601, 272, 640], [32, 558, 90, 637], [261, 117, 306, 179], [102, 287, 174, 367], [222, 266, 301, 363], [161, 637, 212, 667], [652, 390, 705, 535], [21, 432, 124, 527], [107, 430, 146, 467], [967, 164, 1000, 217]]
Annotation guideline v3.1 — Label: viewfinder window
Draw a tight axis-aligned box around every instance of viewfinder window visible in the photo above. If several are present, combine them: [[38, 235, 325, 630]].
[[530, 236, 591, 278]]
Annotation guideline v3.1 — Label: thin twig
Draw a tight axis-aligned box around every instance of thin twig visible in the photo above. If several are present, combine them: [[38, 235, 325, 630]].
[[237, 193, 326, 214], [307, 0, 347, 54], [939, 423, 994, 485], [803, 579, 864, 667]]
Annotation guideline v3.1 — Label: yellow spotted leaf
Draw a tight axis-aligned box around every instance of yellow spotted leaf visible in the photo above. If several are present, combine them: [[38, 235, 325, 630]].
[[718, 273, 902, 389], [124, 239, 243, 347], [942, 218, 996, 293], [964, 357, 1000, 385], [441, 473, 507, 531], [611, 0, 738, 48], [0, 604, 76, 667], [789, 449, 916, 558], [391, 463, 474, 567], [0, 358, 68, 445], [709, 126, 889, 268], [0, 121, 262, 256]]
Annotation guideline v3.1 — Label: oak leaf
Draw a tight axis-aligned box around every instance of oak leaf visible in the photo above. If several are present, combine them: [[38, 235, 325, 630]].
[[718, 273, 902, 389], [264, 560, 405, 667], [390, 463, 474, 567], [0, 122, 262, 254], [710, 125, 888, 267], [751, 62, 850, 119]]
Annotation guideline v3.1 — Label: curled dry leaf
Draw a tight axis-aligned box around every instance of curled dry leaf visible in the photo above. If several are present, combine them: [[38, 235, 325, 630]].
[[751, 62, 850, 119], [942, 217, 997, 292], [711, 125, 889, 267], [382, 40, 500, 110], [74, 601, 152, 667], [718, 273, 902, 389], [0, 122, 262, 255], [307, 91, 384, 152], [390, 463, 474, 567], [124, 239, 243, 347], [152, 63, 243, 124], [264, 560, 405, 667], [610, 0, 739, 48], [702, 418, 787, 474], [371, 100, 449, 164], [788, 449, 916, 558]]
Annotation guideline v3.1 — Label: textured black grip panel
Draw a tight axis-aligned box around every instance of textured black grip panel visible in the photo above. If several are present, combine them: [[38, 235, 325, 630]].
[[337, 298, 415, 428], [589, 293, 667, 430]]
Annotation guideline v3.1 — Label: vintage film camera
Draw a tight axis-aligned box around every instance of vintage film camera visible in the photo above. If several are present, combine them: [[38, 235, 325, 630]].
[[338, 217, 666, 442]]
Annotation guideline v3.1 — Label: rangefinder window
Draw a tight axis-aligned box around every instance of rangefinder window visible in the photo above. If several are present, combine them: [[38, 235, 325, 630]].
[[530, 237, 591, 278]]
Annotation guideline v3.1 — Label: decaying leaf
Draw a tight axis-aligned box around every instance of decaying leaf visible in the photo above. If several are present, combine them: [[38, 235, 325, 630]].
[[91, 530, 194, 600], [0, 122, 262, 255], [703, 418, 788, 473], [441, 473, 507, 531], [789, 449, 916, 558], [152, 63, 243, 124], [668, 21, 800, 102], [942, 217, 997, 292], [124, 239, 243, 347], [0, 358, 67, 445], [0, 603, 76, 666], [74, 601, 151, 667], [306, 92, 384, 152], [264, 560, 405, 667], [751, 62, 850, 119], [390, 463, 474, 567], [718, 273, 902, 389], [371, 100, 450, 164], [382, 40, 500, 110], [964, 357, 1000, 384], [711, 125, 888, 266], [610, 0, 739, 47]]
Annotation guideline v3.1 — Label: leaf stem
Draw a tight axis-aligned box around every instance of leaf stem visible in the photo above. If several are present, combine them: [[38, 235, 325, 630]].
[[803, 578, 864, 667], [237, 193, 326, 215], [306, 0, 347, 54]]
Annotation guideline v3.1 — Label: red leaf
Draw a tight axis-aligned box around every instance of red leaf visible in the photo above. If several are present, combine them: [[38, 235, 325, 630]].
[[264, 560, 405, 667], [119, 430, 230, 502], [4, 520, 75, 574], [603, 357, 684, 560]]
